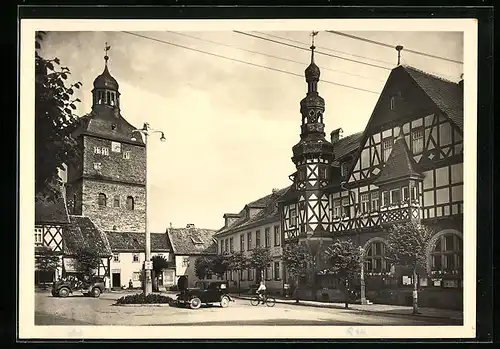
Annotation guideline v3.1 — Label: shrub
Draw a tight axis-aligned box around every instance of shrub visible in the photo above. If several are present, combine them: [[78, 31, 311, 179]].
[[169, 285, 178, 291], [115, 293, 174, 305]]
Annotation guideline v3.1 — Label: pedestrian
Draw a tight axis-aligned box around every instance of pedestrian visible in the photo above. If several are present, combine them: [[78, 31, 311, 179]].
[[129, 279, 133, 289]]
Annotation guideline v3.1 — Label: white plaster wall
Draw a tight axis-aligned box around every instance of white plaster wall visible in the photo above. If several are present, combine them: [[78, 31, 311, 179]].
[[109, 251, 171, 288]]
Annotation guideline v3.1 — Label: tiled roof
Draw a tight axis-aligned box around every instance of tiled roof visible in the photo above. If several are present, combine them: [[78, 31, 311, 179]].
[[373, 137, 421, 185], [63, 215, 112, 256], [333, 131, 364, 161], [216, 187, 290, 235], [167, 227, 218, 255], [403, 65, 463, 131], [35, 193, 70, 224], [76, 107, 145, 146], [105, 231, 172, 252]]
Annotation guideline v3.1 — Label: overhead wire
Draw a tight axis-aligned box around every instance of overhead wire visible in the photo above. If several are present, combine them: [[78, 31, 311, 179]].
[[167, 31, 386, 82], [233, 31, 392, 71], [326, 30, 464, 64], [121, 31, 381, 95], [253, 30, 394, 66]]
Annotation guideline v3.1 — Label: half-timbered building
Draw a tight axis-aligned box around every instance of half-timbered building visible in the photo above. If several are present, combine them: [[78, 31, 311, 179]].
[[278, 40, 464, 309]]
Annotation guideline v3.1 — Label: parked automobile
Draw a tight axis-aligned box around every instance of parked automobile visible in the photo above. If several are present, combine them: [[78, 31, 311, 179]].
[[175, 281, 233, 309], [51, 275, 105, 298]]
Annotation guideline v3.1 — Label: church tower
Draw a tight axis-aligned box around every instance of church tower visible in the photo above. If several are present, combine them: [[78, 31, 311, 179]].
[[291, 33, 335, 243], [66, 44, 146, 233]]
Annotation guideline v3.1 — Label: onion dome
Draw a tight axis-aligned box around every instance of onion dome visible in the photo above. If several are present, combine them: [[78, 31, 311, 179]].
[[305, 44, 320, 82], [93, 64, 119, 91]]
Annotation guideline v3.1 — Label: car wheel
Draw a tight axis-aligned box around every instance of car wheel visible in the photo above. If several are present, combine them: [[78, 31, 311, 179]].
[[58, 287, 70, 298], [51, 290, 56, 297], [91, 287, 101, 298], [220, 296, 230, 308], [189, 297, 202, 309]]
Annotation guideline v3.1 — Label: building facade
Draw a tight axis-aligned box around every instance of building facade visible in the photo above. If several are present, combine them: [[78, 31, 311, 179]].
[[278, 42, 464, 309], [216, 189, 287, 294]]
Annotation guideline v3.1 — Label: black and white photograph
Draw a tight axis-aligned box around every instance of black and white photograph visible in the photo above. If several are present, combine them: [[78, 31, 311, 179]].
[[19, 18, 478, 339]]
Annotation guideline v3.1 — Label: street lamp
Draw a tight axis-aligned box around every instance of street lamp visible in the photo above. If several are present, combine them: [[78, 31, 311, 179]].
[[131, 122, 166, 296], [340, 181, 367, 305]]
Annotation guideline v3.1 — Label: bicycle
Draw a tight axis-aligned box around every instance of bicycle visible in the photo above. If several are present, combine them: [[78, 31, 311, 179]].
[[250, 293, 276, 307]]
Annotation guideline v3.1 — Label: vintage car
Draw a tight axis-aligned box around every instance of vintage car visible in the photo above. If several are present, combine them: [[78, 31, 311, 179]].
[[51, 275, 105, 298], [175, 281, 233, 309]]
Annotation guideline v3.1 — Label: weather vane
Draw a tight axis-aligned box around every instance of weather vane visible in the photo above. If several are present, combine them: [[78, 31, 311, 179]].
[[311, 31, 319, 47], [104, 42, 111, 64]]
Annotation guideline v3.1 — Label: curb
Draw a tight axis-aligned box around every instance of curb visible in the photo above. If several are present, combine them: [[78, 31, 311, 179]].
[[112, 303, 173, 307], [231, 295, 462, 322]]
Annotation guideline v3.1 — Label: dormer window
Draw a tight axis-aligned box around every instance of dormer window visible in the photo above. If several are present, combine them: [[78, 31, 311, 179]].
[[191, 235, 203, 245], [341, 162, 349, 177]]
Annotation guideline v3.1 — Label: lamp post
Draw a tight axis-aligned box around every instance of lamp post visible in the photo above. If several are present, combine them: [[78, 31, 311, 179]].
[[132, 122, 166, 296]]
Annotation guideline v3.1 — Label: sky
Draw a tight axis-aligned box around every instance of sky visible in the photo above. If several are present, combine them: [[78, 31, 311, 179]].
[[39, 30, 463, 232]]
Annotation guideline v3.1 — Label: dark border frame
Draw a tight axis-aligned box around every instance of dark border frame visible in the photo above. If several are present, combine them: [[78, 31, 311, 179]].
[[12, 4, 494, 345]]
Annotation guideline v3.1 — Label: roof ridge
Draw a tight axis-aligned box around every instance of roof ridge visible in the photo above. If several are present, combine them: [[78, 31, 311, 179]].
[[402, 64, 459, 85]]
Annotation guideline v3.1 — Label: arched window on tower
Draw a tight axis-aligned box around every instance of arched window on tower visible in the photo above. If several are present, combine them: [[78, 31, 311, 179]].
[[364, 241, 388, 273], [113, 195, 120, 208], [106, 91, 111, 105], [98, 91, 104, 104], [126, 196, 134, 210], [98, 193, 107, 207], [110, 92, 115, 106]]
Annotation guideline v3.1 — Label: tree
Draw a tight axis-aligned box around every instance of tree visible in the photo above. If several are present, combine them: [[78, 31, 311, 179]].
[[35, 246, 61, 288], [282, 243, 313, 303], [73, 246, 102, 277], [152, 255, 170, 292], [35, 31, 82, 201], [249, 246, 273, 283], [385, 221, 433, 314], [194, 256, 214, 280], [211, 254, 230, 279], [227, 251, 249, 295], [323, 239, 360, 309]]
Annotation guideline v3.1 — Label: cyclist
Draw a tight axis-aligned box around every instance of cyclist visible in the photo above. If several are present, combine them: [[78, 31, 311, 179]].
[[256, 281, 267, 304]]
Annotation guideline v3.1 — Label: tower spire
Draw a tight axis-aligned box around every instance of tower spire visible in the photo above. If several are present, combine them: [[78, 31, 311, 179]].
[[104, 42, 111, 66], [310, 31, 318, 63]]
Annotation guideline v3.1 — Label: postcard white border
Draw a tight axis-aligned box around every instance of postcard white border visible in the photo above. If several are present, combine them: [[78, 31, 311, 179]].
[[19, 18, 477, 339]]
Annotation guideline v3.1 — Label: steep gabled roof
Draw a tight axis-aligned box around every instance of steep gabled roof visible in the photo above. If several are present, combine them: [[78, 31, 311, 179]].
[[403, 65, 463, 131], [333, 131, 364, 161], [105, 231, 172, 252], [216, 187, 290, 235], [35, 193, 70, 224], [167, 227, 218, 255], [373, 137, 422, 185], [64, 215, 112, 256]]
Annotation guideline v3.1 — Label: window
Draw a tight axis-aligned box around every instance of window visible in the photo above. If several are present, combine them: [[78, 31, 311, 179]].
[[229, 237, 234, 253], [265, 228, 271, 248], [132, 272, 141, 281], [411, 184, 418, 201], [382, 137, 393, 162], [371, 192, 379, 212], [224, 239, 229, 253], [113, 253, 119, 262], [390, 96, 396, 111], [319, 167, 328, 180], [34, 227, 43, 246], [101, 147, 109, 156], [123, 151, 131, 160], [390, 189, 401, 204], [364, 241, 388, 273], [333, 199, 341, 218], [341, 198, 350, 217], [255, 230, 261, 247], [182, 257, 190, 267], [93, 162, 102, 171], [191, 235, 203, 245], [98, 193, 107, 207], [341, 162, 349, 177], [431, 234, 463, 272], [402, 186, 410, 202], [298, 169, 305, 181], [412, 127, 424, 154], [248, 269, 254, 281], [265, 266, 272, 281], [113, 195, 120, 208], [274, 262, 281, 280], [273, 225, 280, 246], [94, 146, 102, 155], [360, 193, 370, 213], [289, 207, 297, 227], [381, 191, 389, 207], [240, 234, 245, 252], [111, 141, 121, 153], [126, 196, 134, 210], [133, 254, 139, 262], [247, 232, 252, 250]]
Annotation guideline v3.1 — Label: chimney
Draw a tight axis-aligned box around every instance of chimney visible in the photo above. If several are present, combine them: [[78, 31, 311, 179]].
[[330, 128, 343, 144], [186, 223, 195, 229]]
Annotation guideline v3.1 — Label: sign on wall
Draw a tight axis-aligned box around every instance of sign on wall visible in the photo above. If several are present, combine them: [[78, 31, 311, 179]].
[[111, 141, 121, 153]]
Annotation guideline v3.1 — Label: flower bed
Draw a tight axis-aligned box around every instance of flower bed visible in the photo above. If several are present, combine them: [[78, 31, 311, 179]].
[[115, 293, 174, 305]]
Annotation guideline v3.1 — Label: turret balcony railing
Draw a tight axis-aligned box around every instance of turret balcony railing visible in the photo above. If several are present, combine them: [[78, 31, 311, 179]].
[[379, 200, 421, 224]]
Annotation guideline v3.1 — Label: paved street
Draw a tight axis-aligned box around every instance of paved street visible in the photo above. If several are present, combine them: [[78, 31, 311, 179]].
[[35, 291, 460, 326]]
